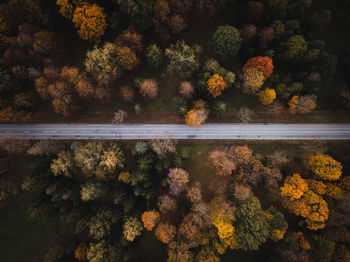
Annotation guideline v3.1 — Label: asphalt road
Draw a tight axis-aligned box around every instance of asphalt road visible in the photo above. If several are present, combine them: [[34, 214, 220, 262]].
[[1, 124, 350, 140]]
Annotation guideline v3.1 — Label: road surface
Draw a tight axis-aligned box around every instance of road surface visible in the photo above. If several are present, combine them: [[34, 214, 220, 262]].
[[1, 124, 350, 140]]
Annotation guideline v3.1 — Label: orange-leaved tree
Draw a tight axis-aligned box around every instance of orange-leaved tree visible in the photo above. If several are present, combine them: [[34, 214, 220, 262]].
[[207, 73, 227, 98], [141, 210, 160, 231], [185, 108, 208, 128], [74, 242, 87, 261], [56, 0, 75, 19], [72, 4, 107, 42], [306, 154, 342, 181], [242, 56, 274, 80], [258, 88, 276, 105]]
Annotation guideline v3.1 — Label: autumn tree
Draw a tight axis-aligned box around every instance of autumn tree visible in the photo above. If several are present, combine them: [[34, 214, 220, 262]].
[[80, 182, 106, 201], [56, 0, 75, 19], [88, 209, 113, 240], [267, 207, 288, 241], [115, 46, 139, 70], [167, 168, 190, 196], [209, 150, 236, 176], [141, 210, 160, 231], [242, 56, 274, 80], [258, 88, 276, 105], [280, 173, 308, 200], [233, 182, 252, 202], [74, 142, 124, 180], [185, 108, 209, 128], [120, 85, 134, 102], [72, 4, 107, 42], [115, 26, 143, 53], [123, 217, 143, 242], [158, 194, 177, 214], [306, 154, 342, 181], [165, 40, 201, 79], [179, 81, 194, 99], [150, 137, 177, 159], [242, 67, 265, 94], [155, 222, 176, 244], [145, 44, 163, 69], [85, 42, 119, 82], [288, 95, 316, 114], [139, 78, 158, 98], [210, 25, 241, 59], [207, 74, 228, 98], [50, 151, 74, 177], [74, 243, 87, 261]]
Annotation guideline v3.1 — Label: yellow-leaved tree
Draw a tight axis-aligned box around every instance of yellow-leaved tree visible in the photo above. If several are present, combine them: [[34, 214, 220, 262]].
[[306, 154, 342, 181], [280, 173, 308, 200], [258, 88, 276, 105]]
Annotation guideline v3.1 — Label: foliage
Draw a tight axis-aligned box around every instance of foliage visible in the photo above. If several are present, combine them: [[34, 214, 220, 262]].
[[118, 171, 131, 184], [282, 35, 308, 62], [115, 26, 143, 53], [80, 182, 106, 201], [209, 150, 236, 176], [258, 88, 276, 105], [85, 43, 119, 81], [88, 209, 114, 240], [288, 95, 316, 114], [72, 4, 107, 42], [280, 173, 308, 200], [242, 67, 265, 94], [139, 79, 158, 98], [185, 108, 208, 128], [123, 217, 143, 242], [243, 56, 274, 80], [306, 154, 342, 181], [74, 243, 87, 261], [207, 74, 227, 98], [155, 222, 176, 244], [74, 142, 124, 180], [50, 151, 74, 177], [145, 44, 163, 69], [115, 46, 139, 70], [167, 168, 190, 196], [150, 137, 177, 159], [179, 81, 194, 99], [158, 194, 177, 214], [165, 40, 201, 79], [56, 0, 75, 19], [210, 25, 241, 59], [235, 196, 270, 251], [141, 210, 160, 231]]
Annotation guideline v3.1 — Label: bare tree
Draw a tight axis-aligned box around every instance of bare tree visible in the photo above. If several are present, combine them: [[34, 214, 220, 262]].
[[112, 110, 127, 124], [238, 107, 253, 123], [27, 140, 64, 156], [0, 134, 30, 154]]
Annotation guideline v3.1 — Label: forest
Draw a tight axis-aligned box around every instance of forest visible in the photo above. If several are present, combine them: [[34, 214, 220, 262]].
[[1, 0, 350, 261], [0, 139, 350, 261], [0, 0, 349, 124]]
